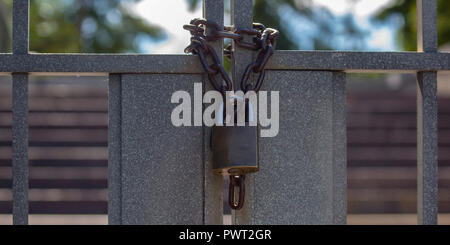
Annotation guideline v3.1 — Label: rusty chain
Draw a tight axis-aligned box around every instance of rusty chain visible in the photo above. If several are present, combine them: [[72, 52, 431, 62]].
[[183, 18, 279, 94], [229, 175, 245, 210], [184, 19, 278, 211]]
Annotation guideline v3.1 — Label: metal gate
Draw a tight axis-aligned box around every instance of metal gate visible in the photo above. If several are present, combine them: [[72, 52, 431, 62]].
[[1, 0, 447, 225]]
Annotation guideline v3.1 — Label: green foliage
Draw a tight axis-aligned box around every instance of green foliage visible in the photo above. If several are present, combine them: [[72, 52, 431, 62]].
[[1, 0, 165, 53], [4, 0, 448, 53], [186, 0, 366, 50], [185, 0, 199, 12], [255, 0, 369, 50], [30, 0, 166, 53], [374, 0, 450, 51], [253, 0, 301, 50], [0, 0, 11, 52]]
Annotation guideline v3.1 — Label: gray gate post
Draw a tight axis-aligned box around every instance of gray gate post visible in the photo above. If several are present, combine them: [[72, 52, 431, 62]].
[[231, 0, 347, 225], [230, 0, 255, 225], [202, 0, 225, 225], [108, 0, 224, 225]]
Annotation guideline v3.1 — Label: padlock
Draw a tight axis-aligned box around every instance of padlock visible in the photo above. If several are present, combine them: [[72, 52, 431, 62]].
[[211, 96, 259, 176], [211, 95, 258, 210]]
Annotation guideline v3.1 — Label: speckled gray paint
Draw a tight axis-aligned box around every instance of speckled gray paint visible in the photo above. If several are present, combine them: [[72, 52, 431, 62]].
[[11, 0, 29, 226], [0, 54, 203, 74], [202, 80, 224, 225], [236, 71, 346, 225], [109, 0, 225, 225], [417, 71, 438, 225], [13, 0, 29, 54], [12, 73, 28, 225], [231, 0, 254, 90], [120, 74, 204, 224], [417, 0, 437, 52], [108, 74, 122, 225], [203, 0, 224, 225], [416, 0, 438, 225], [332, 72, 347, 224], [266, 51, 450, 72], [231, 0, 255, 225], [1, 52, 450, 74]]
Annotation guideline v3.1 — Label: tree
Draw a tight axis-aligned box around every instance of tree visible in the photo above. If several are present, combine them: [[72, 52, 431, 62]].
[[0, 0, 165, 53], [374, 0, 450, 51], [7, 0, 442, 53], [186, 0, 366, 50], [0, 0, 10, 52]]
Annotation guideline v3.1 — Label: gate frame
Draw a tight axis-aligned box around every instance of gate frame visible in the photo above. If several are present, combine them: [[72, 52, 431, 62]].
[[0, 0, 445, 225]]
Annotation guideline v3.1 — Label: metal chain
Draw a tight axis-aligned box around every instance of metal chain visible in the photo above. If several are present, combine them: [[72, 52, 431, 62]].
[[183, 18, 279, 94], [184, 19, 278, 211], [229, 175, 245, 210]]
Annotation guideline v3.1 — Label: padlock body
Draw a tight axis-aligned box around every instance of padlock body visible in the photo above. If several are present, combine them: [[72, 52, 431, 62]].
[[211, 124, 259, 175]]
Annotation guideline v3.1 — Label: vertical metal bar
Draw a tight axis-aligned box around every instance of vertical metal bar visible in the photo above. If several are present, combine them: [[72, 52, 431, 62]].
[[417, 71, 438, 225], [231, 0, 254, 90], [12, 74, 28, 225], [231, 0, 254, 225], [108, 74, 122, 225], [202, 0, 224, 225], [13, 0, 29, 54], [417, 0, 437, 52], [332, 72, 347, 224], [12, 0, 29, 225], [416, 0, 438, 225]]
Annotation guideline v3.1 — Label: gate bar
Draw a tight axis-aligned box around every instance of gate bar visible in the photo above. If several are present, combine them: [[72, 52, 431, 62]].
[[231, 0, 255, 225], [1, 52, 449, 74], [12, 0, 29, 225], [416, 0, 438, 225], [12, 0, 29, 55], [108, 74, 122, 225], [202, 0, 224, 225]]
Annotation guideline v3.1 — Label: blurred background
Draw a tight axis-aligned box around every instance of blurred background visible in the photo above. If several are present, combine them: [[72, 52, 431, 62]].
[[0, 0, 450, 225]]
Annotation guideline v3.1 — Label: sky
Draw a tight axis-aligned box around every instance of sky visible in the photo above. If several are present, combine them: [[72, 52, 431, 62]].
[[129, 0, 202, 54], [128, 0, 398, 53], [313, 0, 396, 50]]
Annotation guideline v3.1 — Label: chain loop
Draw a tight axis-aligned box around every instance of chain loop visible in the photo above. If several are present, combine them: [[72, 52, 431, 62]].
[[184, 19, 278, 211], [229, 175, 245, 210], [183, 18, 278, 94]]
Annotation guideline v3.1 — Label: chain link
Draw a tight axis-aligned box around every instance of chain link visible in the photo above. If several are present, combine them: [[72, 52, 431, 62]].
[[183, 18, 279, 94]]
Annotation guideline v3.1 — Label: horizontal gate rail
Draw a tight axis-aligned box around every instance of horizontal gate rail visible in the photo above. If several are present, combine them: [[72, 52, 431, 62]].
[[268, 51, 450, 72], [0, 54, 203, 74], [0, 52, 450, 74]]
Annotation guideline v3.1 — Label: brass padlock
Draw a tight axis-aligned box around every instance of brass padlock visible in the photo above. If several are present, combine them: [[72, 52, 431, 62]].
[[211, 96, 258, 209]]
